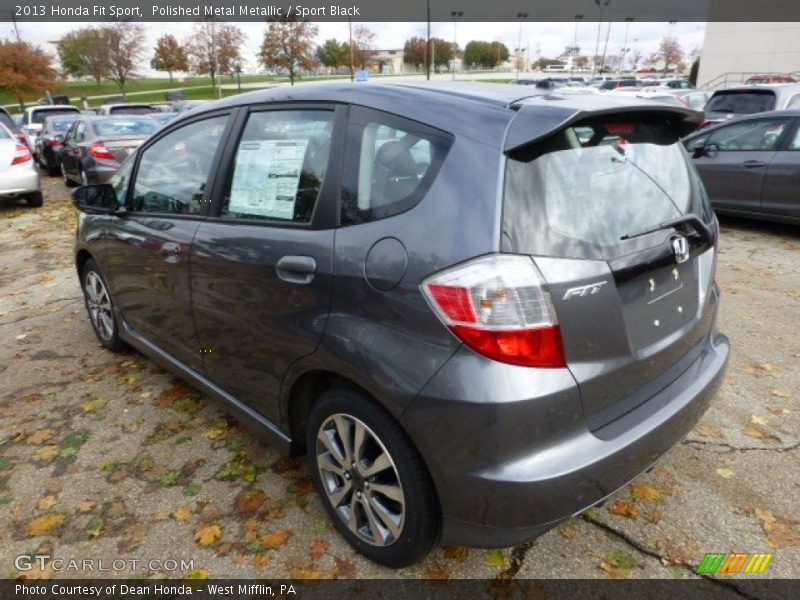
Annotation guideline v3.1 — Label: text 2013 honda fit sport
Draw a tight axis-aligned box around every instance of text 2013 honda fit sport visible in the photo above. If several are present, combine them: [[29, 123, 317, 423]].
[[72, 83, 729, 567]]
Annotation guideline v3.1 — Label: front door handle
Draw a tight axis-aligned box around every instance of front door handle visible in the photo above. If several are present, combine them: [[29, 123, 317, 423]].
[[741, 160, 766, 168], [160, 242, 181, 257], [276, 255, 316, 285]]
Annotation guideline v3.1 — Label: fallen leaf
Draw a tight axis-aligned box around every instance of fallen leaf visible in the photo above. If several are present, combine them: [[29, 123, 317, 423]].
[[154, 510, 171, 522], [600, 561, 629, 579], [750, 415, 768, 427], [194, 524, 223, 547], [27, 513, 66, 536], [744, 425, 781, 443], [425, 562, 450, 579], [308, 538, 329, 559], [37, 496, 57, 511], [608, 501, 640, 519], [286, 564, 326, 579], [716, 468, 735, 479], [28, 429, 54, 445], [442, 544, 471, 559], [185, 568, 209, 580], [253, 554, 271, 567], [630, 482, 662, 502], [486, 549, 509, 568], [174, 507, 193, 521], [334, 557, 358, 578], [644, 510, 664, 524], [33, 445, 59, 461], [81, 398, 107, 413], [261, 530, 290, 549], [77, 500, 96, 513], [559, 525, 580, 540], [768, 406, 790, 416], [755, 508, 800, 548], [235, 489, 267, 514], [695, 424, 722, 438], [770, 389, 790, 398]]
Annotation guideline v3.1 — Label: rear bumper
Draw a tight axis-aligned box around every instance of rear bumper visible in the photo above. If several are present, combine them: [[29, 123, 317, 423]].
[[0, 165, 40, 196], [404, 331, 729, 548]]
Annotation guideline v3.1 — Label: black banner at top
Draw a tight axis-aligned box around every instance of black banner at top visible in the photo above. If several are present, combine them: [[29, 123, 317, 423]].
[[2, 0, 800, 22]]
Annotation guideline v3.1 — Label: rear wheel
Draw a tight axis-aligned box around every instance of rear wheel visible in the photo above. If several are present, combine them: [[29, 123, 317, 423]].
[[81, 259, 127, 352], [306, 388, 440, 567], [25, 192, 43, 208]]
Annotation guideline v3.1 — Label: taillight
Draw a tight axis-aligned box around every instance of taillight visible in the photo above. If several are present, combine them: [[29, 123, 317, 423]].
[[89, 142, 114, 160], [421, 254, 566, 368], [16, 133, 27, 146], [11, 144, 31, 165]]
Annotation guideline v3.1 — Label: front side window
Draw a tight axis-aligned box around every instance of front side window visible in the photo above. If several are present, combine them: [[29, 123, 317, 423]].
[[341, 108, 452, 225], [223, 110, 334, 223], [706, 118, 789, 151], [131, 115, 229, 214]]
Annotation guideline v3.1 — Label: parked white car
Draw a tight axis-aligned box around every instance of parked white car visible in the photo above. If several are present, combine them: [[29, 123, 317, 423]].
[[21, 104, 81, 151], [0, 123, 42, 207]]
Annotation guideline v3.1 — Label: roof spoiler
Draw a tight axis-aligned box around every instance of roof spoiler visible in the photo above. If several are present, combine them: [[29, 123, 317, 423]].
[[503, 101, 704, 154]]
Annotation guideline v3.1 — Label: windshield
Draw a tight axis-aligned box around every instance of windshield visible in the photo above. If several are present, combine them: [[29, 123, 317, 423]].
[[93, 118, 158, 137], [503, 115, 712, 259], [32, 108, 80, 124], [706, 91, 776, 114]]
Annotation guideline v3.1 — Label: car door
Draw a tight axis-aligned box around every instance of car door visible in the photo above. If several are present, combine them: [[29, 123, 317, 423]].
[[760, 119, 800, 220], [689, 117, 791, 213], [100, 111, 234, 372], [190, 105, 344, 423], [62, 121, 83, 177]]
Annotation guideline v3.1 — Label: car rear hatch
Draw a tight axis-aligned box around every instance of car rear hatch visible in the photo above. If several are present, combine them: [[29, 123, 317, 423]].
[[704, 89, 777, 123], [502, 103, 718, 430]]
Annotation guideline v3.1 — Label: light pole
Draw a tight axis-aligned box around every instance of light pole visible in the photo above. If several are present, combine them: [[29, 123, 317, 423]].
[[235, 63, 242, 92], [593, 0, 611, 78], [621, 17, 633, 72], [516, 12, 528, 79], [348, 19, 354, 82], [451, 10, 463, 80], [426, 0, 431, 80]]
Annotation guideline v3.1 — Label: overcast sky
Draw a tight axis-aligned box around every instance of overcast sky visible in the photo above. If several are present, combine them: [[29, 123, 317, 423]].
[[5, 21, 706, 74]]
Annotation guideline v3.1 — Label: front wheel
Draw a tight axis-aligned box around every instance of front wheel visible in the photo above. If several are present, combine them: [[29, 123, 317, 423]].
[[307, 389, 440, 567], [81, 259, 127, 352]]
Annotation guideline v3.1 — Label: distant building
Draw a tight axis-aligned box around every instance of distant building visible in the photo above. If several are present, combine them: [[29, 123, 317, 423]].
[[372, 49, 405, 74], [698, 22, 800, 88]]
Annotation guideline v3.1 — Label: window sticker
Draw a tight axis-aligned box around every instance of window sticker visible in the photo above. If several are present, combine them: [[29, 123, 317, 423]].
[[229, 139, 309, 219]]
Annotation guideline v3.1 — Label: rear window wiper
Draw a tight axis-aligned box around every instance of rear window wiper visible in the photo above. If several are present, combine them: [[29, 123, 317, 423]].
[[621, 213, 714, 245]]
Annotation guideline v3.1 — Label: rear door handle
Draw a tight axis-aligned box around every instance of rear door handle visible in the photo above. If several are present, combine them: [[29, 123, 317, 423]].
[[160, 242, 181, 257], [276, 255, 316, 285], [741, 160, 766, 168]]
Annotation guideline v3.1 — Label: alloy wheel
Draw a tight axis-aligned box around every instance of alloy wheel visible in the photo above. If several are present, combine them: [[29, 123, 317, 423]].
[[84, 271, 114, 341], [315, 413, 405, 547]]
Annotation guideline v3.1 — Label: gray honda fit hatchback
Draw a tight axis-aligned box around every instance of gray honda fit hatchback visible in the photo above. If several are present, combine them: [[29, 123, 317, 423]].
[[72, 83, 729, 567]]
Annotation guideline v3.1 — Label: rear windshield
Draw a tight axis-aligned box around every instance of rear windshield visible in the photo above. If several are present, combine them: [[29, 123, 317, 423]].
[[503, 114, 712, 260], [93, 118, 158, 137], [109, 106, 155, 115], [45, 117, 77, 133], [32, 108, 80, 124], [706, 90, 776, 114]]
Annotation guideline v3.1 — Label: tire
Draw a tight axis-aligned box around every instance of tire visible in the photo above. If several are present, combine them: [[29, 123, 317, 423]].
[[306, 388, 440, 567], [80, 259, 127, 352], [25, 192, 43, 208], [61, 161, 77, 187]]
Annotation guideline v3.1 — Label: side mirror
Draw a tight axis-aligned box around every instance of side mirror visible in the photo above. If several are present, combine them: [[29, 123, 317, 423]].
[[692, 142, 719, 159], [71, 184, 119, 214]]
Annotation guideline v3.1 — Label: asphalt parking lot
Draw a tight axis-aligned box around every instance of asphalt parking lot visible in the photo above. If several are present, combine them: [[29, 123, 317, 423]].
[[1, 174, 798, 585]]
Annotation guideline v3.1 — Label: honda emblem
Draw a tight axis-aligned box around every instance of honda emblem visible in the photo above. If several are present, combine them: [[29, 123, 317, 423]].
[[670, 235, 690, 264]]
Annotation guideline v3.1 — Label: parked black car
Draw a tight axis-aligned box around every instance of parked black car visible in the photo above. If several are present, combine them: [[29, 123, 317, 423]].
[[60, 116, 159, 186], [684, 110, 800, 224], [34, 114, 80, 175], [71, 84, 729, 567]]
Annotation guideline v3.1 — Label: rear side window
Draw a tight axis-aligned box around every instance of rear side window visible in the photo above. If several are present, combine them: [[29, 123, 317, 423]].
[[706, 118, 789, 151], [0, 111, 14, 130], [706, 91, 776, 114], [341, 107, 452, 225], [503, 114, 712, 259]]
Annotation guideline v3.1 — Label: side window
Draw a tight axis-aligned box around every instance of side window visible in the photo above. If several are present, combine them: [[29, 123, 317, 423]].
[[341, 109, 453, 225], [685, 134, 708, 153], [110, 156, 135, 206], [787, 95, 800, 110], [222, 110, 334, 223], [707, 119, 789, 151], [74, 122, 86, 143], [789, 126, 800, 151], [64, 122, 76, 143], [131, 115, 229, 214]]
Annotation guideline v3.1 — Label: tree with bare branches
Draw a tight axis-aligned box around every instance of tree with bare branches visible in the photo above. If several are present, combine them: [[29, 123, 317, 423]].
[[105, 23, 146, 96], [650, 36, 685, 75], [187, 21, 244, 89], [351, 25, 376, 69]]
